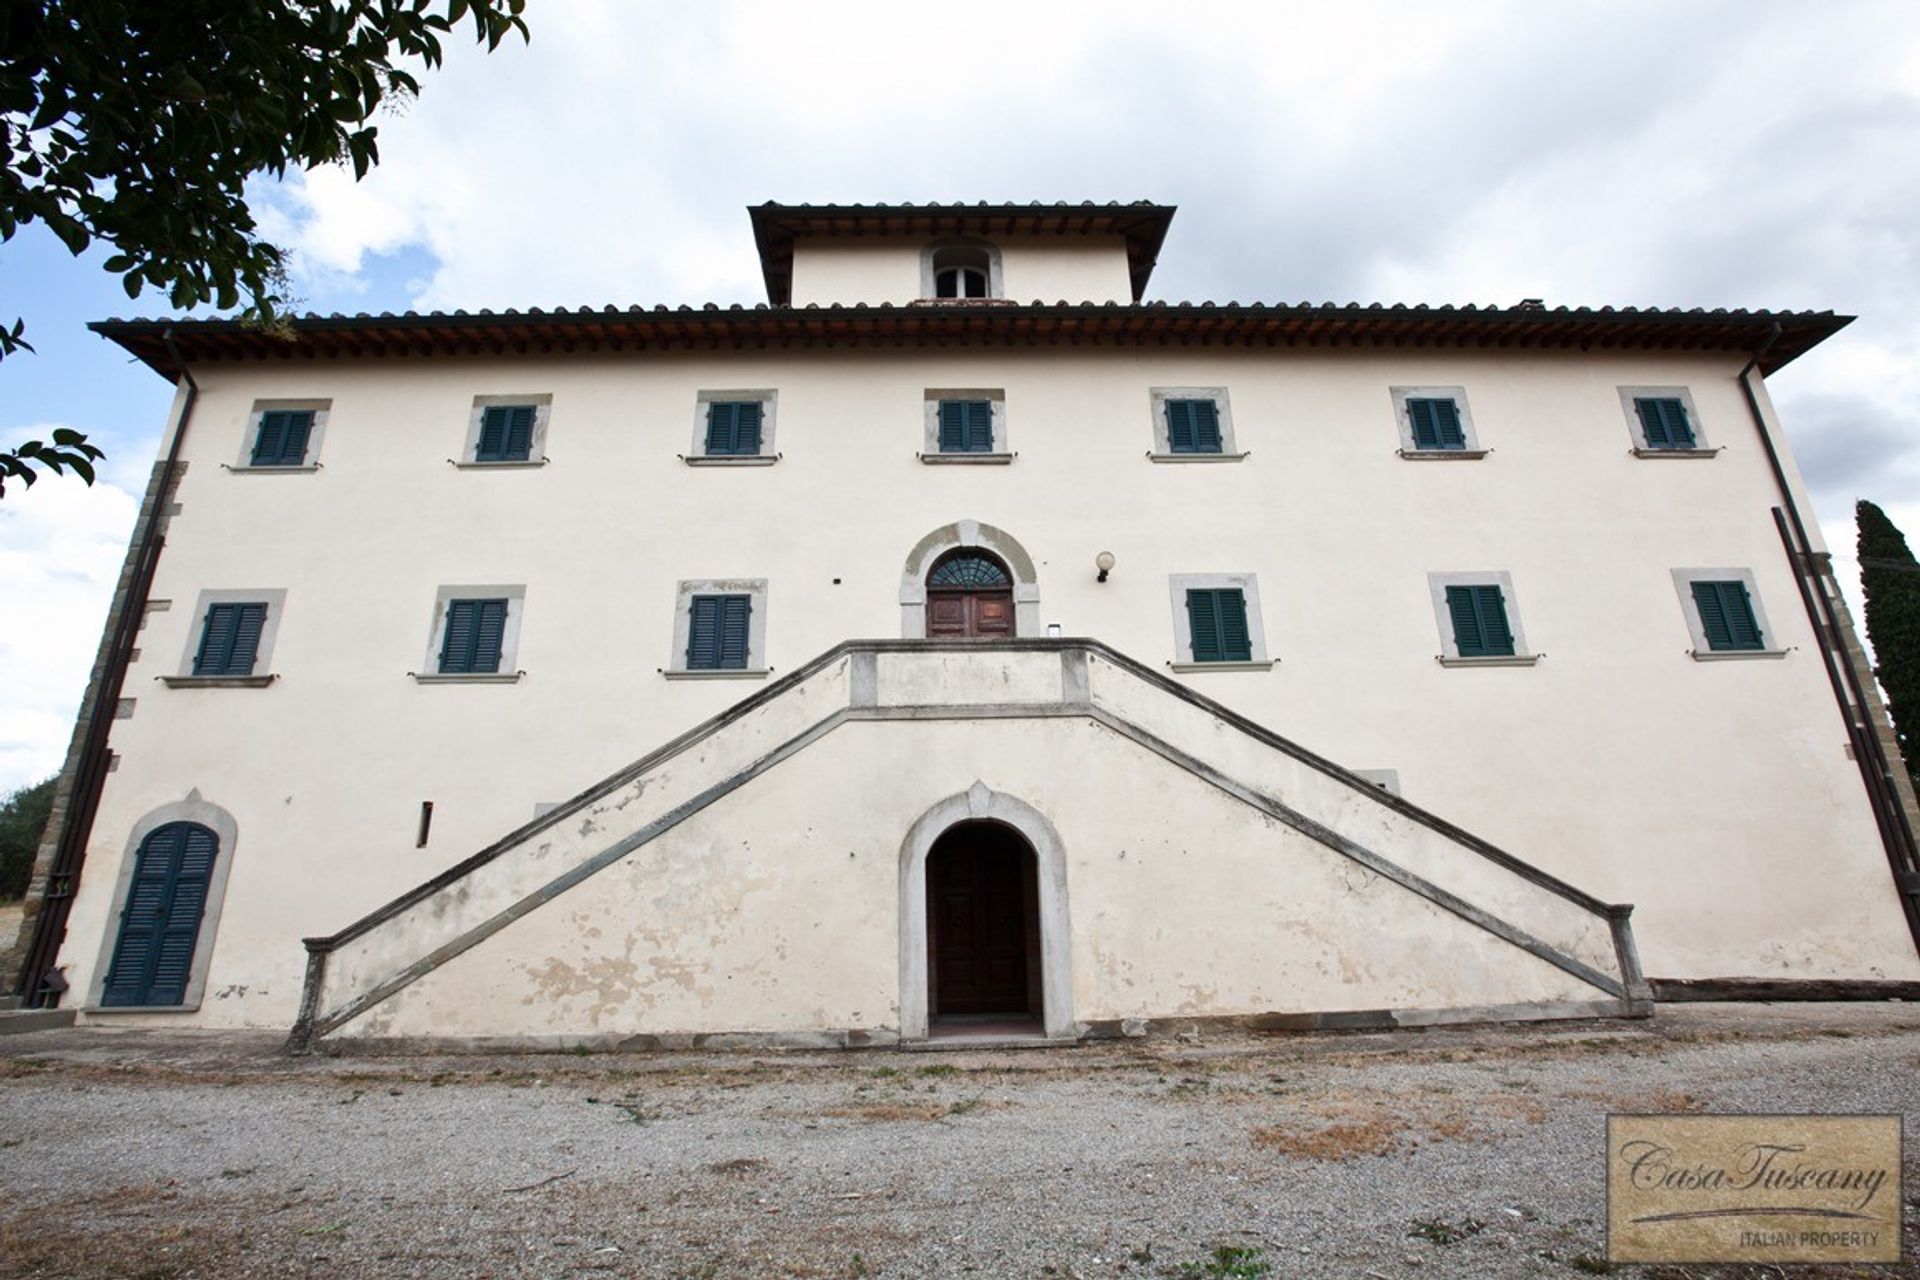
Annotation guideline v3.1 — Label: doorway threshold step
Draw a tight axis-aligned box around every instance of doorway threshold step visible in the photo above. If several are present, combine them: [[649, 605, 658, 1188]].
[[905, 1031, 1079, 1052]]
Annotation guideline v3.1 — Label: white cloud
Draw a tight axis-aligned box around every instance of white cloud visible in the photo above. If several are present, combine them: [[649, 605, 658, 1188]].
[[0, 457, 137, 792]]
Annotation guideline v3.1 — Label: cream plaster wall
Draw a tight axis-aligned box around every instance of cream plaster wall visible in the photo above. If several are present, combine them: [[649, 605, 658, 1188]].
[[356, 718, 1604, 1042], [57, 340, 1920, 1030], [788, 235, 1133, 306]]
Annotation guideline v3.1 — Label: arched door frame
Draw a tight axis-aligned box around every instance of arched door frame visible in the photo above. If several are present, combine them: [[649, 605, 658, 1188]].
[[85, 792, 238, 1011], [898, 783, 1073, 1040], [899, 519, 1041, 639]]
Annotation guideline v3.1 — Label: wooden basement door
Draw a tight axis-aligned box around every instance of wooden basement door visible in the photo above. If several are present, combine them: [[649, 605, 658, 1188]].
[[928, 822, 1038, 1017], [924, 550, 1015, 639]]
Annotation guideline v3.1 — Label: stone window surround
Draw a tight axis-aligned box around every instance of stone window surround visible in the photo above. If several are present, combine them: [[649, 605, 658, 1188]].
[[82, 792, 239, 1014], [1427, 570, 1539, 666], [1619, 385, 1718, 458], [413, 583, 527, 683], [920, 237, 1005, 301], [686, 389, 779, 465], [1670, 567, 1788, 660], [1392, 386, 1487, 459], [162, 588, 288, 688], [665, 577, 770, 679], [1148, 386, 1246, 461], [1166, 571, 1275, 671], [456, 393, 552, 468], [920, 389, 1011, 463], [232, 399, 330, 472]]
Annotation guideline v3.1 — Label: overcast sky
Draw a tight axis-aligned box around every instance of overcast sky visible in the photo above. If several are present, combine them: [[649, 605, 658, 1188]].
[[2, 0, 1918, 792]]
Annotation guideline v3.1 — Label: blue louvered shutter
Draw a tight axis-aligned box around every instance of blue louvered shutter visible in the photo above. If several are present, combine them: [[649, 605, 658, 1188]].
[[938, 400, 993, 453], [440, 598, 508, 673], [1166, 399, 1222, 454], [687, 594, 752, 669], [193, 602, 267, 676], [1186, 589, 1252, 662], [1634, 397, 1695, 449], [102, 822, 216, 1007], [705, 401, 763, 456], [1691, 580, 1763, 651], [251, 409, 314, 466], [1408, 398, 1466, 449], [1446, 584, 1515, 657], [477, 405, 535, 461]]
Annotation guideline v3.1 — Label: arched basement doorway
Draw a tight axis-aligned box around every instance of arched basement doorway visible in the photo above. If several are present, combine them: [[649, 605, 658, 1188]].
[[898, 784, 1074, 1042], [926, 549, 1015, 639], [926, 820, 1041, 1033]]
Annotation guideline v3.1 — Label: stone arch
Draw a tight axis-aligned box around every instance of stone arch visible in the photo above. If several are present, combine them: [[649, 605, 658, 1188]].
[[899, 519, 1041, 638], [83, 791, 239, 1011], [898, 783, 1073, 1040]]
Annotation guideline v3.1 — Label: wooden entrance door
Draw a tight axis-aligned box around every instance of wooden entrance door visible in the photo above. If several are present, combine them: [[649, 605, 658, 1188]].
[[928, 823, 1035, 1016], [101, 821, 217, 1007], [924, 550, 1015, 639]]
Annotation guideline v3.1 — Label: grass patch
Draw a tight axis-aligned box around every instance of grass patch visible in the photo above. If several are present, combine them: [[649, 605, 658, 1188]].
[[1408, 1216, 1485, 1245], [1253, 1116, 1402, 1160], [914, 1064, 959, 1078], [1570, 1254, 1614, 1274], [1174, 1245, 1271, 1278]]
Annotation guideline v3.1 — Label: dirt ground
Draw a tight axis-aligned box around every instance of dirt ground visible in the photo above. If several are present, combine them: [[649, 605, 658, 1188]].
[[0, 904, 21, 958], [0, 1003, 1916, 1279]]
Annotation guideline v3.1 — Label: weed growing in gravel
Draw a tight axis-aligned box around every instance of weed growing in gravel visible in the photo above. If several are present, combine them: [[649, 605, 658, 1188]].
[[1569, 1254, 1614, 1274], [1172, 1245, 1271, 1278], [915, 1064, 959, 1078], [1408, 1217, 1486, 1245], [870, 1066, 899, 1078]]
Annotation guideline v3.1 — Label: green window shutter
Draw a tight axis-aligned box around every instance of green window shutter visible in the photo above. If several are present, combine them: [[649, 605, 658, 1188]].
[[1409, 398, 1465, 450], [440, 598, 508, 673], [705, 401, 763, 456], [1166, 399, 1222, 453], [1186, 588, 1252, 662], [937, 400, 993, 453], [101, 822, 218, 1007], [1634, 397, 1695, 449], [477, 406, 534, 461], [192, 602, 267, 676], [687, 594, 752, 669], [1446, 584, 1516, 657], [1691, 580, 1763, 651], [251, 410, 314, 466]]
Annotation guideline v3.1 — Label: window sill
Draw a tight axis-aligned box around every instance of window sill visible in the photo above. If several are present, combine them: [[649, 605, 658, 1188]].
[[1633, 446, 1721, 459], [161, 674, 277, 689], [410, 671, 525, 684], [1399, 448, 1489, 461], [919, 452, 1014, 465], [1148, 452, 1248, 464], [1169, 659, 1275, 672], [663, 668, 772, 680], [1689, 648, 1788, 661], [683, 454, 778, 467], [84, 1002, 199, 1015], [1437, 654, 1540, 667], [452, 459, 547, 469], [227, 463, 319, 474]]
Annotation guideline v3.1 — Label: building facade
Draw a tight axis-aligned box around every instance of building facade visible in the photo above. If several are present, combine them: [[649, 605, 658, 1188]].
[[9, 202, 1919, 1048]]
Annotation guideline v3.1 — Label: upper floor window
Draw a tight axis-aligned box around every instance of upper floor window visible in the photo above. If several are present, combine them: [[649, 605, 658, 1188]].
[[668, 578, 769, 678], [1148, 387, 1244, 461], [237, 400, 328, 471], [687, 390, 778, 465], [1167, 572, 1274, 671], [1671, 569, 1782, 660], [415, 584, 526, 682], [460, 394, 551, 467], [1392, 387, 1485, 458], [922, 240, 1002, 301], [1428, 571, 1537, 666], [1620, 387, 1713, 456], [166, 588, 287, 687]]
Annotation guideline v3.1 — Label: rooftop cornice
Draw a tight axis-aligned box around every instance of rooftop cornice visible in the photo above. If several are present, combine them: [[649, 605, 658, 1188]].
[[90, 300, 1851, 377], [747, 201, 1177, 303]]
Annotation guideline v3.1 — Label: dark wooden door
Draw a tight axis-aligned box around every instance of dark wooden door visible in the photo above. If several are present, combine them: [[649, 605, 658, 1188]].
[[926, 589, 1014, 638], [102, 822, 217, 1007], [930, 829, 1032, 1015]]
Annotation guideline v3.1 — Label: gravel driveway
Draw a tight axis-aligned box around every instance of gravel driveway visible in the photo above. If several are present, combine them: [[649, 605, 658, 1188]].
[[0, 1004, 1916, 1279]]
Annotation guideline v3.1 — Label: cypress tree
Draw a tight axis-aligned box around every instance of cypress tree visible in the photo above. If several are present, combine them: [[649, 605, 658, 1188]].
[[1858, 500, 1920, 788]]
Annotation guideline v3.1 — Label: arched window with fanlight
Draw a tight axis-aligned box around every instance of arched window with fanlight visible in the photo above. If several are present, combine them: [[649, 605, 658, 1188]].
[[923, 240, 1002, 301]]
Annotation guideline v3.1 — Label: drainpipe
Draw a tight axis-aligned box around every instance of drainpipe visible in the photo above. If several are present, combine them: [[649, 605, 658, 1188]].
[[11, 332, 199, 1006], [1736, 326, 1920, 956]]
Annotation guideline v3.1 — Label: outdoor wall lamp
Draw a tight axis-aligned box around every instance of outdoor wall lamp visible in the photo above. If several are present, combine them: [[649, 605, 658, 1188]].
[[1095, 551, 1115, 583]]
